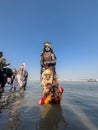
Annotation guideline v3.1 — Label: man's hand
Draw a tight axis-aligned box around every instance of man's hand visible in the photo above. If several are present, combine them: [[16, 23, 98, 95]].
[[5, 63, 11, 66]]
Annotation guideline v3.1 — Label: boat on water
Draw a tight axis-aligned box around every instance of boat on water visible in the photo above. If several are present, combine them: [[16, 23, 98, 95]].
[[88, 79, 97, 82]]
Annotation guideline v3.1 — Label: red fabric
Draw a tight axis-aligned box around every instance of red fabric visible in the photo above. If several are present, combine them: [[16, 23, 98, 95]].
[[40, 97, 46, 104], [60, 87, 64, 93]]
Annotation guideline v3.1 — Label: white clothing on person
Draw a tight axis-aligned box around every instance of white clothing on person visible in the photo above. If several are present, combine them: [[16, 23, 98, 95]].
[[17, 63, 25, 88]]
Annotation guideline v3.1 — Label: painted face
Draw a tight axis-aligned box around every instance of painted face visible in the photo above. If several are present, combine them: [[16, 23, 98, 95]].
[[41, 68, 54, 86], [44, 46, 51, 52]]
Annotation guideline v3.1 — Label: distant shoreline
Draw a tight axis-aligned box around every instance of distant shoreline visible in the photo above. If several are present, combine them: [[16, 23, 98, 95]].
[[28, 79, 98, 83]]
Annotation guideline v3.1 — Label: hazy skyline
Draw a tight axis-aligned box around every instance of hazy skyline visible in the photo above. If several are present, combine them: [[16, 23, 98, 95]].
[[0, 0, 98, 81]]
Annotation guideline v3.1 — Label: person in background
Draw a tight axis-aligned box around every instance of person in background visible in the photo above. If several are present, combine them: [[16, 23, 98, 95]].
[[0, 52, 10, 92], [9, 68, 18, 92], [22, 70, 28, 91], [16, 63, 26, 91]]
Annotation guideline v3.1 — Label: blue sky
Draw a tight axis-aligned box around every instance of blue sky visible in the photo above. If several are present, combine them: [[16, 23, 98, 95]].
[[0, 0, 98, 80]]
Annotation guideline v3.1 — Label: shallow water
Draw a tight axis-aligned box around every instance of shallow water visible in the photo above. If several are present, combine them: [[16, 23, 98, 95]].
[[0, 81, 98, 130]]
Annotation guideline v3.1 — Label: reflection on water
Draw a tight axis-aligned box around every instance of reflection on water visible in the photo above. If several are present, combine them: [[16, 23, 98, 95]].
[[0, 91, 25, 130], [0, 82, 98, 130], [8, 109, 20, 130], [7, 91, 25, 130], [39, 104, 68, 130]]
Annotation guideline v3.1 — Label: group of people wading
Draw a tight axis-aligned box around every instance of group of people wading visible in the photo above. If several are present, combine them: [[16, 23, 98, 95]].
[[0, 52, 28, 93], [39, 42, 64, 104]]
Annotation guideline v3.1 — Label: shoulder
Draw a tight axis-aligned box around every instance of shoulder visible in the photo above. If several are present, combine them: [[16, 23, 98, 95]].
[[0, 57, 6, 62], [51, 53, 56, 58]]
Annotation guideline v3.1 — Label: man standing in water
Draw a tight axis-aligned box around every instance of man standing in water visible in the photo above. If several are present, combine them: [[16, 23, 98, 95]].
[[17, 63, 26, 91], [39, 42, 64, 104]]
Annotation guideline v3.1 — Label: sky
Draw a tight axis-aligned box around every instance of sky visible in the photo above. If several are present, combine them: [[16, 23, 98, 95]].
[[0, 0, 98, 81]]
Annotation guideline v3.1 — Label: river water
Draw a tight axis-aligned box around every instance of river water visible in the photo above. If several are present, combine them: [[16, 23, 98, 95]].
[[0, 81, 98, 130]]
